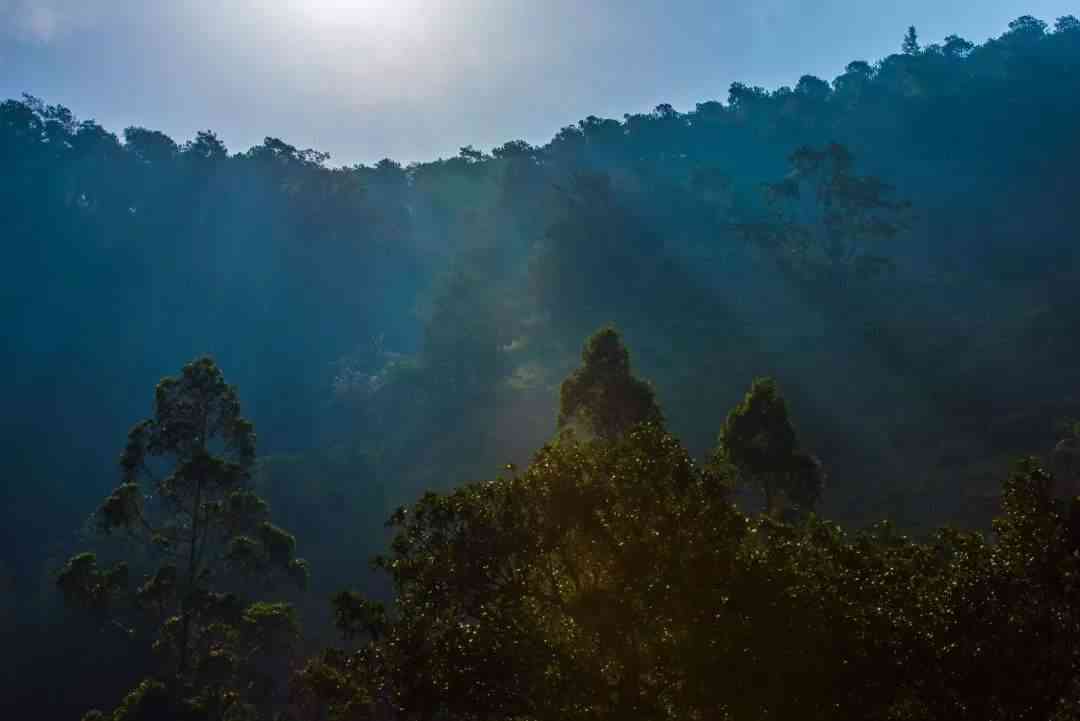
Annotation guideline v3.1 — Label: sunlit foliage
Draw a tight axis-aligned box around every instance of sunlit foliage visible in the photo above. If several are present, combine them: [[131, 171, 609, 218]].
[[291, 335, 1080, 721]]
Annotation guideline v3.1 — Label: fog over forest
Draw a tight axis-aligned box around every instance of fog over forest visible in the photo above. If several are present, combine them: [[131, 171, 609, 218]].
[[5, 13, 1080, 721]]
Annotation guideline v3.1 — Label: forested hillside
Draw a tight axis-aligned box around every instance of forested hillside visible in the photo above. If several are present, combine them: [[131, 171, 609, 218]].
[[5, 15, 1080, 719]]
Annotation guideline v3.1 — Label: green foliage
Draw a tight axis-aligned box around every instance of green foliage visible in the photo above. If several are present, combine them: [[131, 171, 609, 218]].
[[240, 601, 300, 656], [716, 377, 824, 515], [558, 327, 663, 441], [331, 591, 386, 642], [57, 552, 129, 623], [742, 143, 911, 300], [528, 171, 664, 340], [346, 423, 737, 720], [292, 336, 1080, 718], [291, 649, 380, 721], [59, 358, 307, 720], [296, 425, 1080, 721], [420, 256, 518, 404], [110, 679, 172, 721], [717, 378, 796, 473]]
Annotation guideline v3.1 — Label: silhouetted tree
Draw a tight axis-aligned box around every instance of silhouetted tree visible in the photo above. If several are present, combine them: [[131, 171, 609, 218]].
[[902, 25, 921, 55], [740, 143, 910, 302], [59, 357, 308, 720], [1056, 15, 1080, 33], [1007, 15, 1048, 38], [942, 34, 975, 58]]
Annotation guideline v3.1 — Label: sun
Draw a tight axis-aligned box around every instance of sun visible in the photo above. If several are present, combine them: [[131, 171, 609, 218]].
[[286, 0, 418, 32]]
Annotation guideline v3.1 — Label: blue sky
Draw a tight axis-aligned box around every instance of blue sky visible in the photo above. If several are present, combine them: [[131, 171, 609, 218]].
[[1, 1, 1075, 166]]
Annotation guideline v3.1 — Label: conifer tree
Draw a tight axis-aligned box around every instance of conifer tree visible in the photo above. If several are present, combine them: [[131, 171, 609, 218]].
[[715, 377, 824, 515], [557, 327, 663, 441], [902, 25, 921, 55], [58, 357, 308, 720]]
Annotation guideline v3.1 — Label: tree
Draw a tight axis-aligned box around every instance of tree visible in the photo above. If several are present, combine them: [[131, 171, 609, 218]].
[[529, 170, 664, 339], [922, 459, 1080, 720], [715, 377, 824, 516], [739, 143, 910, 297], [833, 61, 874, 101], [1007, 15, 1048, 38], [845, 60, 873, 76], [296, 423, 757, 721], [124, 127, 178, 166], [794, 74, 832, 100], [58, 357, 308, 720], [727, 81, 769, 108], [181, 130, 228, 162], [902, 25, 921, 55], [1056, 15, 1080, 34], [291, 386, 1080, 720], [558, 327, 663, 441], [420, 252, 519, 406], [942, 34, 975, 59]]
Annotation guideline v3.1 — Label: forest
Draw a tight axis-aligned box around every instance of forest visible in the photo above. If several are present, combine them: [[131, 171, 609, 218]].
[[4, 13, 1080, 720]]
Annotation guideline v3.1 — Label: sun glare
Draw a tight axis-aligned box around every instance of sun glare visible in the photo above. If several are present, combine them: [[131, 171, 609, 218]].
[[286, 0, 420, 33]]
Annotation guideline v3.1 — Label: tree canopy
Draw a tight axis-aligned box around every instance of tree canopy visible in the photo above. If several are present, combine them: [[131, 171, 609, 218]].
[[292, 349, 1080, 720]]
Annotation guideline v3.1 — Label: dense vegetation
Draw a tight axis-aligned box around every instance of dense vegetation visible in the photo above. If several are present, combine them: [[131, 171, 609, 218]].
[[300, 336, 1080, 721], [68, 332, 1080, 720], [6, 14, 1080, 719]]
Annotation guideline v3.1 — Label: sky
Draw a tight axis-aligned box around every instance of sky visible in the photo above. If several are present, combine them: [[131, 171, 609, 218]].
[[1, 1, 1076, 166]]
